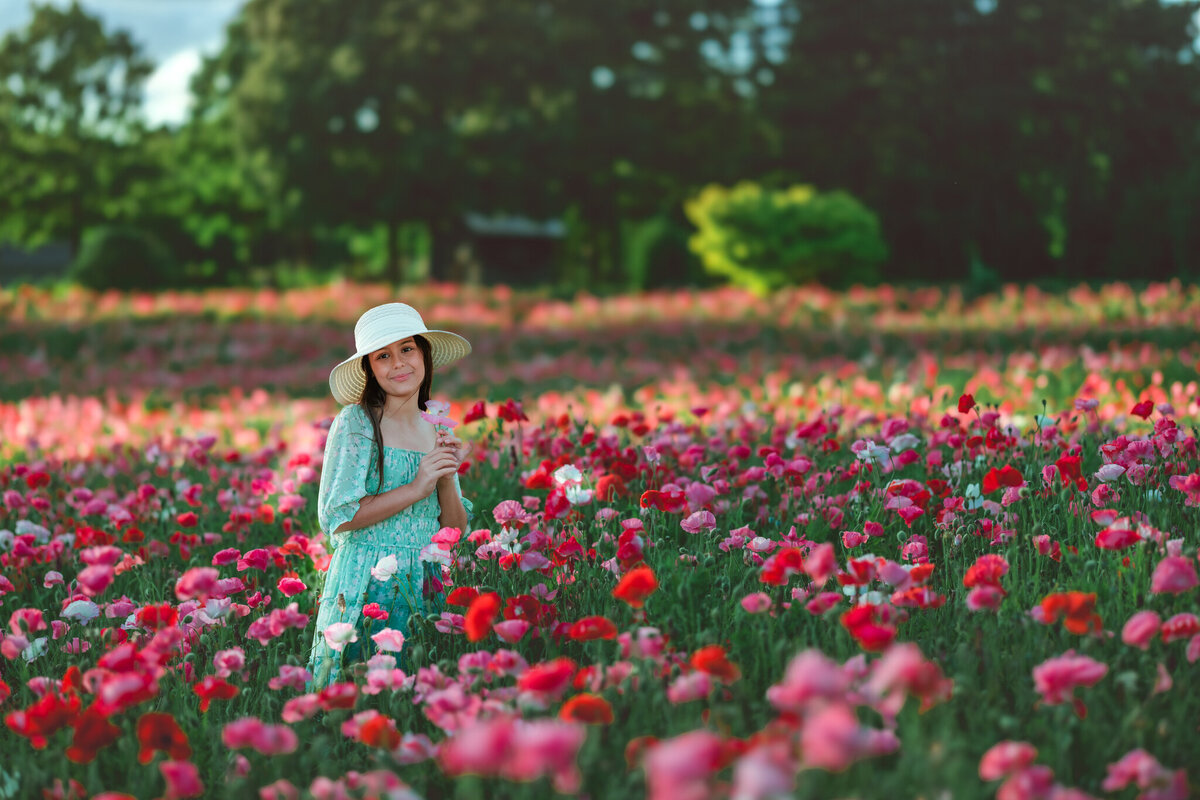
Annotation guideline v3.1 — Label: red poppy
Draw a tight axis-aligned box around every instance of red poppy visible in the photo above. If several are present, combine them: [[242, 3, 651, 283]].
[[559, 693, 614, 725], [908, 563, 936, 585], [65, 702, 121, 763], [176, 512, 199, 528], [963, 554, 1009, 588], [4, 690, 81, 749], [840, 604, 897, 651], [568, 616, 618, 642], [517, 657, 578, 695], [1039, 592, 1102, 635], [358, 714, 402, 750], [1130, 400, 1154, 419], [445, 586, 480, 607], [136, 603, 178, 631], [464, 592, 501, 642], [554, 537, 585, 563], [760, 547, 804, 586], [318, 683, 358, 710], [982, 465, 1024, 494], [689, 645, 741, 683], [192, 676, 238, 712], [498, 399, 529, 423], [136, 712, 192, 763], [638, 490, 687, 513], [463, 400, 488, 424], [612, 566, 659, 609], [595, 474, 628, 501], [503, 594, 546, 626], [957, 393, 976, 414], [1055, 454, 1084, 489]]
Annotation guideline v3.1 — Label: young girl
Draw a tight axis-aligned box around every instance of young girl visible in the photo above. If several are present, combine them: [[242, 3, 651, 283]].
[[305, 302, 474, 690]]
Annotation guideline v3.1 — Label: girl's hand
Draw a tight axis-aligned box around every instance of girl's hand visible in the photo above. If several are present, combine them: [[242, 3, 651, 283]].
[[415, 448, 459, 496], [434, 430, 470, 470]]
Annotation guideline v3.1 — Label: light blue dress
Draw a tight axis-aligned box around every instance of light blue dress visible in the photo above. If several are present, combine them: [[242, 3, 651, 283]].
[[304, 403, 472, 691]]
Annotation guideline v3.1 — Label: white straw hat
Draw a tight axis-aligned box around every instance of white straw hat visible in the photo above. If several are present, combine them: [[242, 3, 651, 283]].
[[328, 303, 471, 405]]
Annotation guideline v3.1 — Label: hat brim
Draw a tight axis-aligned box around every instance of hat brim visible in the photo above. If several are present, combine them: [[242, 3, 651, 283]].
[[328, 330, 471, 406]]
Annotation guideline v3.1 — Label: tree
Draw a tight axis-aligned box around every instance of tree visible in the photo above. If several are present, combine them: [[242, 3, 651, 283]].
[[754, 0, 1200, 281], [0, 1, 154, 253], [206, 0, 764, 284]]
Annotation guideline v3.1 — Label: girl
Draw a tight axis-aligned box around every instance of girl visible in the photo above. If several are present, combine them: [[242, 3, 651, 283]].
[[305, 302, 474, 690]]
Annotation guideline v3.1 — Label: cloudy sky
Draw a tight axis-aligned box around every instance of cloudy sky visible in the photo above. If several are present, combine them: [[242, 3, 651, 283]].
[[0, 0, 244, 126]]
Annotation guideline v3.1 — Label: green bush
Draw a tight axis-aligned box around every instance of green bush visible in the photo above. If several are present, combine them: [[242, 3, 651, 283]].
[[69, 225, 179, 290], [684, 181, 888, 293]]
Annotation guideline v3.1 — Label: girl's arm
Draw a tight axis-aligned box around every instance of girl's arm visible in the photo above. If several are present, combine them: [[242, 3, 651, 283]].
[[334, 481, 426, 533], [435, 475, 469, 532], [333, 447, 459, 534]]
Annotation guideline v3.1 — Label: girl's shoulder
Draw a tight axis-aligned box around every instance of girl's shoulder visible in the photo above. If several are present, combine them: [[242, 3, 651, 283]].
[[331, 403, 372, 436]]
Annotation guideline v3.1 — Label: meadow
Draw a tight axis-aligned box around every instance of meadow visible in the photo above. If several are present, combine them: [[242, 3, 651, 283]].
[[0, 281, 1197, 799]]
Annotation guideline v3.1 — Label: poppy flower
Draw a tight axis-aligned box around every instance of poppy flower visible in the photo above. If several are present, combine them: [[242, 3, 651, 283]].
[[192, 676, 238, 712], [446, 585, 477, 609], [517, 657, 578, 696], [612, 566, 658, 609], [568, 616, 618, 642], [982, 465, 1024, 494], [497, 399, 529, 423], [464, 592, 501, 642], [4, 690, 82, 748], [559, 693, 614, 725], [65, 702, 121, 763], [1130, 400, 1154, 419], [358, 714, 403, 750], [963, 554, 1009, 588], [463, 400, 488, 424], [957, 393, 975, 414], [1038, 592, 1102, 635], [690, 645, 741, 683], [137, 712, 192, 764]]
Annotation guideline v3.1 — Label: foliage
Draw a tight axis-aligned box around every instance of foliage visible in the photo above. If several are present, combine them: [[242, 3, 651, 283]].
[[68, 225, 178, 290], [4, 0, 1200, 287], [0, 1, 153, 252], [685, 181, 887, 292]]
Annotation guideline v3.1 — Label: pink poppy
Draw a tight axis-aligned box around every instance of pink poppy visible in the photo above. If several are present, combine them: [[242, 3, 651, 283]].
[[1120, 611, 1161, 650], [175, 568, 220, 601], [276, 577, 306, 597], [213, 648, 246, 678], [801, 703, 898, 772], [740, 592, 772, 614], [76, 565, 114, 597], [978, 740, 1038, 781], [236, 548, 270, 572], [492, 619, 532, 644], [1031, 650, 1108, 714], [680, 510, 717, 534], [666, 671, 712, 704], [967, 585, 1005, 612], [159, 760, 204, 799], [644, 729, 723, 800], [1149, 556, 1198, 595], [371, 628, 406, 652]]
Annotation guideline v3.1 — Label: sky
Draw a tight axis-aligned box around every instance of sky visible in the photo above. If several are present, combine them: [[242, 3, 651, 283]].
[[0, 0, 243, 126]]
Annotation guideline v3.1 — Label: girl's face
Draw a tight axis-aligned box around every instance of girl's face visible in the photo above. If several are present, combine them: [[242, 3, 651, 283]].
[[368, 337, 425, 401]]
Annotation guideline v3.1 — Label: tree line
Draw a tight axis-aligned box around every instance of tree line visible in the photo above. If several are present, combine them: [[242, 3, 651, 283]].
[[1, 0, 1198, 289]]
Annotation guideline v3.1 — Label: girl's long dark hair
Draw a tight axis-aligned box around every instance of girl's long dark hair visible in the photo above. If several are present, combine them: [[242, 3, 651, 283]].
[[359, 334, 434, 493]]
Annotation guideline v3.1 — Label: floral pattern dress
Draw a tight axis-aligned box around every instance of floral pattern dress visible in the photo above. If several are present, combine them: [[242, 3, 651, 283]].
[[305, 403, 472, 691]]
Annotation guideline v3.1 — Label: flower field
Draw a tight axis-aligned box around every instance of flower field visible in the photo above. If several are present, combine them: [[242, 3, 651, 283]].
[[1, 281, 1198, 799]]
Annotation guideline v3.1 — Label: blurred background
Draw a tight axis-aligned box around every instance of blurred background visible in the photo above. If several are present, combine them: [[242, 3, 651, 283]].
[[2, 0, 1199, 296]]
